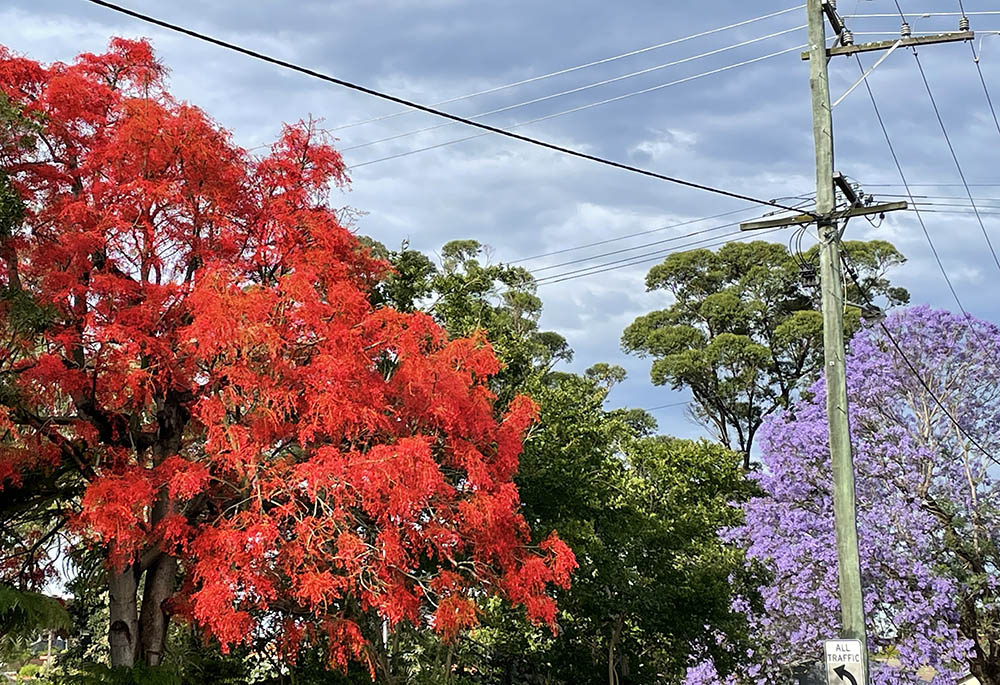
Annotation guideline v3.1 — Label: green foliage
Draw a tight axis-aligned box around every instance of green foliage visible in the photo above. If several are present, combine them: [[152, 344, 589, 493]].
[[52, 663, 181, 685], [0, 89, 40, 239], [19, 663, 42, 680], [0, 89, 44, 154], [0, 171, 24, 237], [365, 238, 572, 402], [1, 287, 57, 336], [0, 585, 71, 660], [356, 240, 758, 683], [622, 239, 907, 463]]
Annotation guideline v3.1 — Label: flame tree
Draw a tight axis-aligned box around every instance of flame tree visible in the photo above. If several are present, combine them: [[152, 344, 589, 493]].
[[0, 39, 573, 674]]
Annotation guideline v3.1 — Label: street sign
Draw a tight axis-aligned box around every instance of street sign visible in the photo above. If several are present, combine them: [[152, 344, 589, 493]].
[[824, 639, 865, 685]]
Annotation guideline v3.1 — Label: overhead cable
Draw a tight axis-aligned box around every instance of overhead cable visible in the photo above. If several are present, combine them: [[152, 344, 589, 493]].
[[522, 195, 815, 271], [911, 49, 1000, 272], [867, 182, 1000, 187], [530, 219, 750, 273], [844, 11, 1000, 18], [510, 206, 760, 263], [854, 56, 972, 321], [873, 193, 1000, 202], [968, 38, 1000, 140], [351, 44, 808, 168], [535, 227, 785, 285], [841, 252, 998, 466], [81, 0, 811, 216], [342, 25, 806, 152], [329, 5, 807, 132]]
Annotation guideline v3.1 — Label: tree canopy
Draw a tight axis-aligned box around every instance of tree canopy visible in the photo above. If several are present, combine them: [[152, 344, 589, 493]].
[[347, 239, 756, 684], [713, 307, 1000, 684], [0, 38, 573, 675], [622, 239, 908, 466]]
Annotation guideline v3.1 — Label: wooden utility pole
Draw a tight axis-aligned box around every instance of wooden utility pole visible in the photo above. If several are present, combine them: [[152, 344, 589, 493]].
[[806, 0, 870, 675], [740, 2, 976, 681]]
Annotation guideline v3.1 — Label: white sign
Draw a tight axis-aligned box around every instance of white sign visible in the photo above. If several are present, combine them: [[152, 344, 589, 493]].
[[824, 639, 865, 685]]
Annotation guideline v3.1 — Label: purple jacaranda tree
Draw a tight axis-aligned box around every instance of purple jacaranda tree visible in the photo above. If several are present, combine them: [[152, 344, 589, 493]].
[[689, 306, 1000, 685]]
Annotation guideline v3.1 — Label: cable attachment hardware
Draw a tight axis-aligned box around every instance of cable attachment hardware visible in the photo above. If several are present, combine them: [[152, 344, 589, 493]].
[[959, 15, 971, 32], [840, 28, 854, 46], [900, 21, 912, 38], [800, 264, 819, 289]]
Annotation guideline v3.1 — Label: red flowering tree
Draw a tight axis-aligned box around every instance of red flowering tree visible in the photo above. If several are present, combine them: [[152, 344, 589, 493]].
[[0, 39, 574, 673]]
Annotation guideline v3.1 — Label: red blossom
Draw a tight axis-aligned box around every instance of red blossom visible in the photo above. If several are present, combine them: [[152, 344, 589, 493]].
[[0, 38, 576, 668]]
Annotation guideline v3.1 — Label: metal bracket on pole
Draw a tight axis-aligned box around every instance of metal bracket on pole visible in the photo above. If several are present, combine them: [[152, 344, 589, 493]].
[[801, 30, 974, 60], [738, 201, 906, 232]]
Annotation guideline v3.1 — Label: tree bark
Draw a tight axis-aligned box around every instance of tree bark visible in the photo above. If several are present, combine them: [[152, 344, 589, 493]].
[[134, 389, 189, 666], [139, 554, 177, 665], [109, 564, 139, 667], [608, 616, 622, 685], [970, 657, 1000, 685]]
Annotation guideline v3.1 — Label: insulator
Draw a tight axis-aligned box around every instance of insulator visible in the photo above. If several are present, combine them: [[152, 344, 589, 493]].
[[959, 15, 971, 31], [901, 21, 912, 37], [841, 29, 854, 46]]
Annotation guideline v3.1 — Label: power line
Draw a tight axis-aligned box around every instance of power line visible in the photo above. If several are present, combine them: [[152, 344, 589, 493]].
[[890, 0, 906, 22], [904, 200, 1000, 209], [341, 25, 806, 152], [852, 30, 1000, 36], [867, 183, 1000, 187], [841, 252, 998, 466], [853, 55, 972, 321], [530, 219, 750, 274], [535, 227, 750, 283], [328, 4, 807, 132], [527, 195, 816, 273], [911, 49, 1000, 273], [81, 0, 812, 217], [969, 38, 1000, 141], [351, 43, 808, 169], [873, 193, 1000, 202], [524, 196, 813, 284], [536, 227, 786, 285], [644, 400, 692, 412], [902, 208, 1000, 216], [510, 205, 761, 264], [854, 51, 1000, 382]]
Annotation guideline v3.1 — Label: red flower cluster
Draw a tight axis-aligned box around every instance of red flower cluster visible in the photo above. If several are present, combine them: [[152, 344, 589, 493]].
[[0, 38, 575, 666]]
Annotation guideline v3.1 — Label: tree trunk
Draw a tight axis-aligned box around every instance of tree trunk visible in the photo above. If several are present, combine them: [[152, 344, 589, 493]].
[[109, 564, 139, 667], [443, 644, 454, 684], [134, 390, 188, 666], [971, 653, 1000, 685], [139, 554, 177, 665], [608, 616, 622, 685]]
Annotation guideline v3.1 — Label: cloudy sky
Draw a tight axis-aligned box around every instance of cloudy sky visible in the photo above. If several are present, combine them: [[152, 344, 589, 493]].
[[5, 0, 1000, 440]]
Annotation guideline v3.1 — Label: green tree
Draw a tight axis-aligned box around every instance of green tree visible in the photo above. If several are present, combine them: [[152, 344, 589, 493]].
[[357, 240, 755, 685], [621, 239, 907, 467], [512, 374, 754, 685]]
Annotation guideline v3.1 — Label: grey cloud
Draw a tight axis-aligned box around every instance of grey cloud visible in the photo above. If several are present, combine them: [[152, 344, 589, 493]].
[[4, 0, 1000, 433]]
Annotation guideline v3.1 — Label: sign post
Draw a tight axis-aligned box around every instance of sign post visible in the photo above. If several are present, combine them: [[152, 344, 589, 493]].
[[825, 639, 865, 685]]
